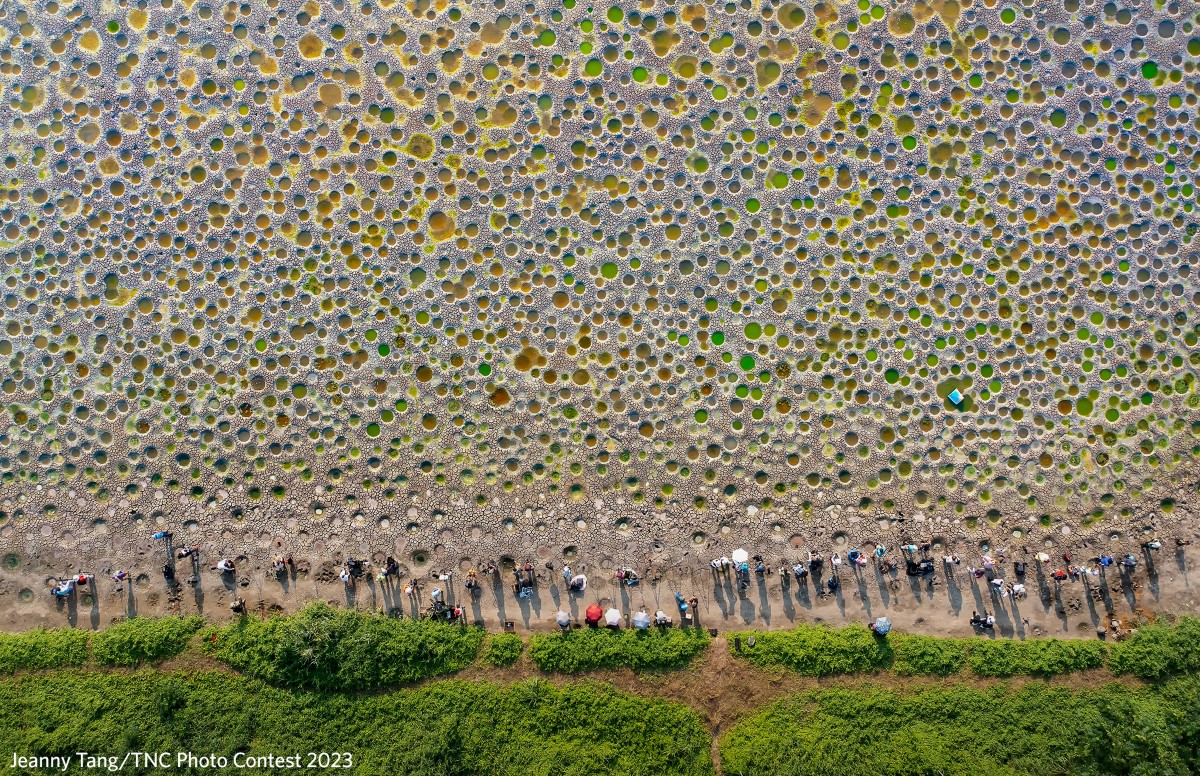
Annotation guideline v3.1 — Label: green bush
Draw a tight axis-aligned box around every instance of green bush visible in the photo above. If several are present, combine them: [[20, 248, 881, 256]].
[[206, 603, 484, 690], [482, 632, 524, 667], [731, 624, 890, 676], [967, 637, 1107, 677], [720, 678, 1200, 776], [1111, 617, 1200, 680], [889, 634, 969, 676], [0, 672, 713, 776], [1019, 638, 1108, 676], [91, 616, 204, 667], [0, 628, 90, 674], [529, 627, 711, 673], [734, 624, 1112, 679]]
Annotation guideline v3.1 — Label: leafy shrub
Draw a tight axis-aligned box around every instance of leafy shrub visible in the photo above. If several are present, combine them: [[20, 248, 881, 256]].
[[92, 616, 204, 667], [964, 639, 1025, 677], [0, 673, 713, 776], [720, 680, 1200, 776], [1111, 617, 1200, 680], [1018, 638, 1108, 676], [481, 632, 524, 667], [889, 634, 969, 676], [0, 628, 90, 674], [731, 624, 890, 676], [206, 603, 484, 690], [529, 627, 711, 673], [734, 624, 1112, 679], [968, 638, 1107, 677]]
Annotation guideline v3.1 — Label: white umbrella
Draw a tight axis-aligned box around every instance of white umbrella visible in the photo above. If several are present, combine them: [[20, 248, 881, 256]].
[[604, 607, 622, 626], [632, 611, 651, 629], [731, 548, 749, 564], [569, 574, 587, 592], [555, 611, 571, 627]]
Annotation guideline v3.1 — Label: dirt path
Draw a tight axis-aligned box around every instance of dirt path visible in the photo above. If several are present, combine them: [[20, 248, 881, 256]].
[[3, 537, 1197, 648]]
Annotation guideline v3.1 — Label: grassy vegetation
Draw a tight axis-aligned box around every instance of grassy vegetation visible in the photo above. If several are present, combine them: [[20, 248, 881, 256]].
[[529, 627, 711, 673], [734, 621, 1200, 679], [720, 678, 1200, 776], [481, 632, 524, 667], [8, 612, 1200, 688], [888, 633, 969, 676], [0, 672, 713, 776], [1, 618, 204, 674], [731, 624, 891, 676], [92, 616, 204, 667], [1110, 617, 1200, 680], [204, 602, 484, 690], [0, 627, 90, 674], [967, 636, 1108, 677], [5, 613, 1200, 775]]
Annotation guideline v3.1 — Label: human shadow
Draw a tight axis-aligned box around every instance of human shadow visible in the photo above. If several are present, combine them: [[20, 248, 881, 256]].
[[755, 575, 772, 625], [87, 578, 100, 629], [1009, 598, 1027, 638], [967, 575, 988, 618], [379, 577, 399, 614], [515, 584, 535, 629], [811, 569, 826, 606], [364, 577, 379, 610], [853, 568, 873, 618], [406, 580, 423, 618], [779, 574, 796, 622], [490, 574, 507, 624], [465, 582, 483, 625], [1141, 547, 1160, 600], [66, 588, 79, 627], [125, 579, 138, 618], [1033, 563, 1052, 612], [738, 589, 756, 624], [990, 598, 1015, 637], [907, 571, 924, 603], [189, 555, 205, 615], [530, 579, 543, 620], [1049, 581, 1070, 633], [1118, 567, 1138, 612], [1080, 575, 1102, 628], [832, 576, 846, 617], [793, 574, 812, 610], [1096, 568, 1115, 615], [717, 575, 734, 616], [945, 568, 963, 615], [708, 569, 726, 610], [873, 566, 892, 609], [275, 567, 291, 595]]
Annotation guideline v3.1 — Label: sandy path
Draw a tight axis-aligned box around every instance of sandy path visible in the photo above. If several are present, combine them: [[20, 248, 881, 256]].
[[2, 526, 1197, 639]]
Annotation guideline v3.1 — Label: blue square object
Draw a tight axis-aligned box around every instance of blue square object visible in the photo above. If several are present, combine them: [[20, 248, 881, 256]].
[[947, 389, 963, 405]]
